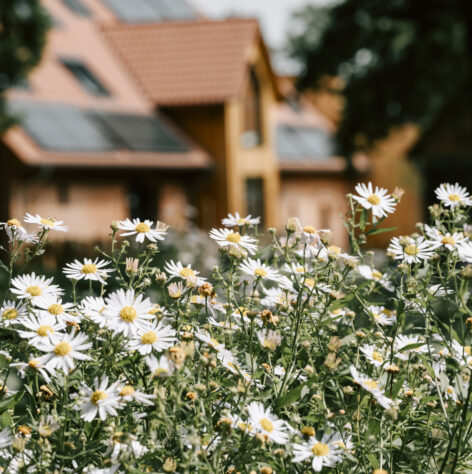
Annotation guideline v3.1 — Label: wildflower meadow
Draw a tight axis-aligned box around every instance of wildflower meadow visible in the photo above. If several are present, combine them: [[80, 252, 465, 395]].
[[1, 183, 472, 473]]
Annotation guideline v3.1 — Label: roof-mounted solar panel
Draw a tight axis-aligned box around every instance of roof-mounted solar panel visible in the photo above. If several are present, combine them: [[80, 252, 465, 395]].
[[101, 0, 196, 23]]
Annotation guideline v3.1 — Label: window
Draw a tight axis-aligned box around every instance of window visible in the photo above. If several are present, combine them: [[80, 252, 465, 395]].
[[61, 0, 92, 17], [61, 59, 110, 97], [246, 178, 264, 225], [128, 182, 157, 221], [101, 0, 196, 23], [241, 68, 263, 148]]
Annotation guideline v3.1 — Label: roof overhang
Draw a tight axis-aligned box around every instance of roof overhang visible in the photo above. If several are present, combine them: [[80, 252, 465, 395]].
[[279, 156, 347, 174]]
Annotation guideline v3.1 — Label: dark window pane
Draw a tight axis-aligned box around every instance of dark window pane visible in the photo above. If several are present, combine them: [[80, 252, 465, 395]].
[[276, 125, 335, 161], [61, 0, 91, 17], [61, 59, 110, 97], [246, 178, 264, 225], [242, 68, 263, 147]]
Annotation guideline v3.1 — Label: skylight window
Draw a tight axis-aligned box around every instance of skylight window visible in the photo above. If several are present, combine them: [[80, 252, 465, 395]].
[[61, 0, 92, 17], [61, 59, 110, 97]]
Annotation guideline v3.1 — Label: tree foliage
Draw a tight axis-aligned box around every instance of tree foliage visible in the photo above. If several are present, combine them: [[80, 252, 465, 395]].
[[288, 0, 472, 153], [0, 1, 50, 132]]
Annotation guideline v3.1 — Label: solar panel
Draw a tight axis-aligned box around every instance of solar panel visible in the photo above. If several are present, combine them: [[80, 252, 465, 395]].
[[10, 102, 190, 154], [11, 102, 114, 152], [276, 125, 335, 162], [101, 0, 196, 22], [98, 112, 189, 152]]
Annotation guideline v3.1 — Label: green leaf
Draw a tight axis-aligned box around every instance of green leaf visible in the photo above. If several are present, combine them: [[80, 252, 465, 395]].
[[0, 391, 23, 412], [366, 226, 398, 236], [398, 343, 425, 353], [275, 376, 315, 410]]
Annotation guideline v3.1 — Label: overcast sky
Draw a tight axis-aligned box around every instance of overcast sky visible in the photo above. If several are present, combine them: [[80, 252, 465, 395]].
[[188, 0, 331, 73]]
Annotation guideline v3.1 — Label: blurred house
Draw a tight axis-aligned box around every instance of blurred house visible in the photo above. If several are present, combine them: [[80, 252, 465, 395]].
[[0, 0, 353, 247]]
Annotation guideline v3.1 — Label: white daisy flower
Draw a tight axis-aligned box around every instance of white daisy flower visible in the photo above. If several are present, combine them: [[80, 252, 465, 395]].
[[190, 295, 225, 313], [239, 258, 280, 281], [63, 258, 113, 284], [424, 226, 468, 251], [102, 289, 154, 338], [37, 332, 92, 373], [360, 344, 387, 367], [352, 182, 397, 218], [209, 228, 257, 255], [118, 384, 156, 406], [435, 182, 472, 208], [387, 236, 439, 264], [247, 401, 289, 444], [116, 218, 166, 243], [222, 212, 260, 227], [292, 434, 342, 472], [108, 433, 148, 461], [10, 273, 63, 302], [457, 241, 472, 263], [16, 313, 66, 348], [10, 354, 57, 383], [257, 329, 282, 350], [167, 282, 185, 299], [0, 218, 38, 243], [367, 305, 397, 326], [445, 385, 459, 404], [145, 354, 174, 377], [33, 295, 77, 323], [261, 287, 294, 308], [357, 265, 394, 291], [0, 428, 11, 449], [329, 432, 354, 451], [394, 334, 427, 360], [128, 321, 176, 355], [164, 260, 206, 286], [77, 376, 121, 422], [207, 316, 239, 330], [195, 330, 227, 352], [80, 296, 108, 328], [0, 300, 28, 326], [349, 366, 394, 409], [83, 466, 121, 474], [24, 213, 68, 232]]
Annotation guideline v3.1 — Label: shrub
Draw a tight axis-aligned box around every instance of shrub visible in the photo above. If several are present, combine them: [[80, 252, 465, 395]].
[[0, 185, 471, 472]]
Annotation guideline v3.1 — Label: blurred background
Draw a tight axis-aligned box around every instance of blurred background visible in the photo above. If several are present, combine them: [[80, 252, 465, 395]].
[[1, 0, 470, 257]]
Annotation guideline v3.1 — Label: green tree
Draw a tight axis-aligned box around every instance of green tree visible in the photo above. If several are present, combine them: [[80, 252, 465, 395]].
[[0, 0, 50, 132], [288, 0, 472, 154]]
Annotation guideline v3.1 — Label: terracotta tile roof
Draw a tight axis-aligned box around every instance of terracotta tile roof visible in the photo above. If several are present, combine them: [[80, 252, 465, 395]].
[[102, 18, 260, 106]]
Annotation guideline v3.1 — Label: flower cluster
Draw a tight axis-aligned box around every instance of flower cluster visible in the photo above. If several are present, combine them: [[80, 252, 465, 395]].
[[0, 184, 471, 473]]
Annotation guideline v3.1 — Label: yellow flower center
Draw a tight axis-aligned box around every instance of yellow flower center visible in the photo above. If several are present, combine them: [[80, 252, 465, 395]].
[[135, 222, 150, 233], [81, 264, 97, 274], [304, 278, 314, 288], [119, 385, 135, 397], [372, 351, 383, 362], [295, 266, 305, 273], [2, 308, 18, 320], [226, 232, 241, 243], [90, 390, 108, 405], [37, 325, 54, 337], [368, 194, 381, 205], [26, 285, 42, 297], [311, 442, 330, 456], [259, 418, 274, 433], [449, 193, 462, 202], [28, 359, 40, 368], [141, 331, 158, 345], [120, 306, 137, 322], [372, 270, 383, 280], [40, 218, 56, 227], [7, 219, 21, 227], [303, 225, 317, 234], [48, 304, 64, 315], [54, 342, 72, 356], [254, 268, 267, 277], [179, 268, 195, 278], [328, 245, 341, 255], [237, 422, 253, 432], [447, 387, 454, 394], [465, 346, 471, 355], [404, 244, 418, 256], [237, 218, 248, 224], [364, 379, 379, 390], [154, 368, 168, 376], [262, 339, 277, 351], [441, 236, 456, 246]]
